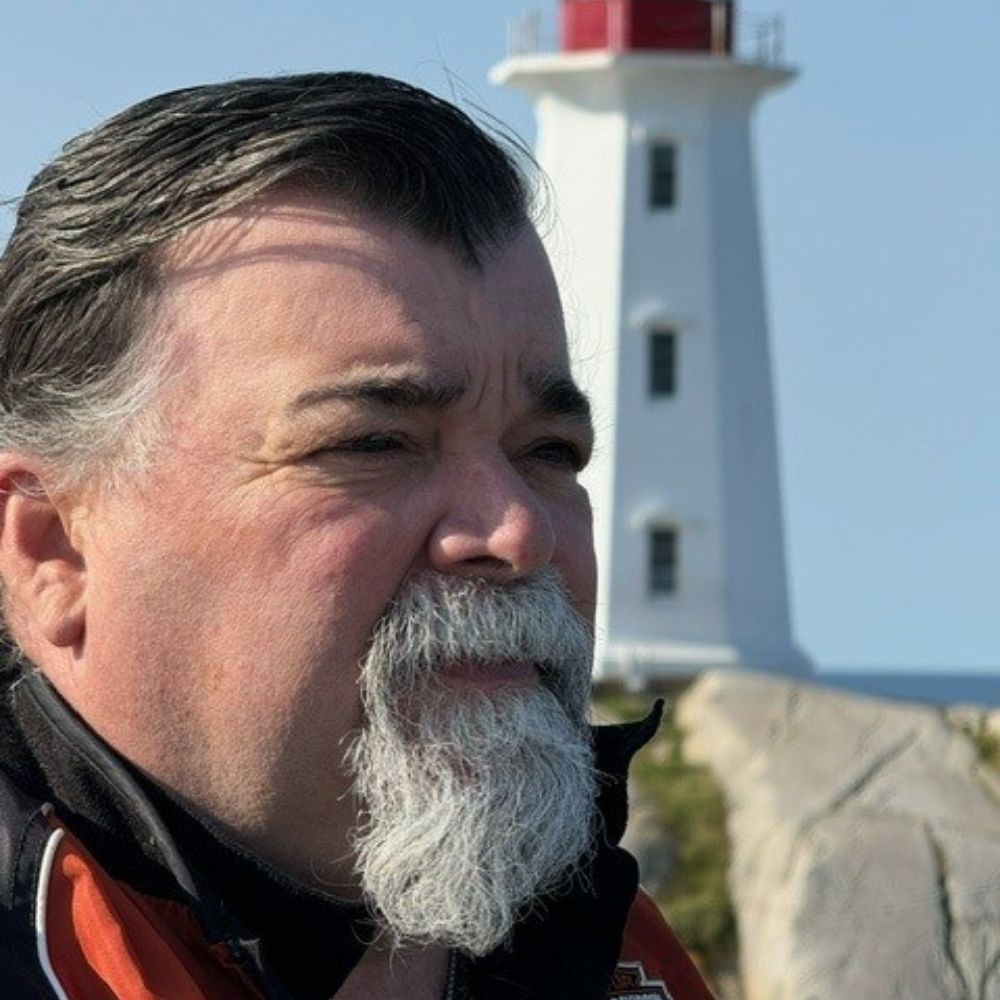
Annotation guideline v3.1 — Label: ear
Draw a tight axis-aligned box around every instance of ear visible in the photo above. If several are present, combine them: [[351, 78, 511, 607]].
[[0, 464, 86, 652]]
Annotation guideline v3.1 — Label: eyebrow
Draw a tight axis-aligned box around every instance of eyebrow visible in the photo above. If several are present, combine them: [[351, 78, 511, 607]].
[[524, 369, 592, 424], [288, 369, 592, 424], [289, 376, 466, 414]]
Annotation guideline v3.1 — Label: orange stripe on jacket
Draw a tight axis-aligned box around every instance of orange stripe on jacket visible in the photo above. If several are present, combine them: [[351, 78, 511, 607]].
[[44, 829, 263, 1000], [617, 889, 716, 999]]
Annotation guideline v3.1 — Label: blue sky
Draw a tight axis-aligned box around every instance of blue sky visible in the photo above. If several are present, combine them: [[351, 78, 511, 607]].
[[1, 1, 997, 670]]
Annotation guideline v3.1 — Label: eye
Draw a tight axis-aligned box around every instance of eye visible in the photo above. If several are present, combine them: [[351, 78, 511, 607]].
[[311, 434, 406, 458], [339, 434, 403, 454], [526, 439, 587, 472]]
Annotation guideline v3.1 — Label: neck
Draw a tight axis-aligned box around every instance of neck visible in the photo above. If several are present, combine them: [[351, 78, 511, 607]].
[[334, 942, 451, 1000]]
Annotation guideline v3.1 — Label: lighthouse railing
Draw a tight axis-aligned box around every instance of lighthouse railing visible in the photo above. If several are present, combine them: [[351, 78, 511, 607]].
[[508, 9, 546, 56], [740, 12, 785, 63], [505, 4, 786, 65]]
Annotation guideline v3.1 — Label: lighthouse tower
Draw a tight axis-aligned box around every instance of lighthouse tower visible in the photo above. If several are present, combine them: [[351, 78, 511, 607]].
[[493, 0, 811, 683]]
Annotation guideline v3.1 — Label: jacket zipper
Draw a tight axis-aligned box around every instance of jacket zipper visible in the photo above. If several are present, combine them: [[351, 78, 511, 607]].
[[442, 950, 458, 1000]]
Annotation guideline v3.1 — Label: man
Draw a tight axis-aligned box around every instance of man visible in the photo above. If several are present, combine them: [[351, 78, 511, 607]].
[[0, 73, 713, 999]]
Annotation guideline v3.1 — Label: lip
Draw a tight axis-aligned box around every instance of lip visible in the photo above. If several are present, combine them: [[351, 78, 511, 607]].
[[438, 659, 540, 689]]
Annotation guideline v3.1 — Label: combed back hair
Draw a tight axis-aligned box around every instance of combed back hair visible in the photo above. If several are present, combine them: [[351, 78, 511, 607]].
[[0, 71, 536, 497]]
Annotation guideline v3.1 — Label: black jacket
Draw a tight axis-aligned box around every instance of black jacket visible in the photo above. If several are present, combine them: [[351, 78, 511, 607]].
[[0, 664, 661, 999]]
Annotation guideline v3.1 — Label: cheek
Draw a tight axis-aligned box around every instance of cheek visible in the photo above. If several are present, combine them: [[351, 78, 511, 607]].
[[95, 487, 418, 666], [277, 501, 424, 630], [551, 491, 597, 623]]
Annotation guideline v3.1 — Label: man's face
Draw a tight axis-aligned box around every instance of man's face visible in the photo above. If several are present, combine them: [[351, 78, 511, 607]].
[[66, 195, 596, 880]]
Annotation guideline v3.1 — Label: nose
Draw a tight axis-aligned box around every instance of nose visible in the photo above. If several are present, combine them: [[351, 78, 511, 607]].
[[426, 455, 556, 581]]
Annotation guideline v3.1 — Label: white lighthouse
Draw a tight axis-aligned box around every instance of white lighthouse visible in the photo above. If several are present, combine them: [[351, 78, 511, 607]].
[[493, 0, 811, 683]]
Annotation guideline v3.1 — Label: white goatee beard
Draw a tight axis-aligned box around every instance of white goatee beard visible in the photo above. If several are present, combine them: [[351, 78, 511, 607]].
[[346, 569, 597, 957]]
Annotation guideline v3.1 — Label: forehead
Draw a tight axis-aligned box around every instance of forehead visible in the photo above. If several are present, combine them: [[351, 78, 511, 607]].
[[156, 196, 570, 399]]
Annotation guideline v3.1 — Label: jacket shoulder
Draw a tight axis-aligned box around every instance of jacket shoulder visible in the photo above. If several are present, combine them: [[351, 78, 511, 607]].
[[610, 889, 716, 1000], [23, 817, 264, 1000]]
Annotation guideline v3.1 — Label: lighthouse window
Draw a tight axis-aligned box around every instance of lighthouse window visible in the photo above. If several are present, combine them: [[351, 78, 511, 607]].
[[649, 527, 678, 595], [649, 328, 677, 396], [649, 142, 677, 209]]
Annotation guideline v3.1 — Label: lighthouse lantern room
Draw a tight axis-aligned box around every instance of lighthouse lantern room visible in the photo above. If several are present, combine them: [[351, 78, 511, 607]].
[[562, 0, 733, 54], [492, 1, 810, 684]]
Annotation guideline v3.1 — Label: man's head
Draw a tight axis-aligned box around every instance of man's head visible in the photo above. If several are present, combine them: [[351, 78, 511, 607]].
[[0, 73, 598, 954], [0, 73, 532, 499]]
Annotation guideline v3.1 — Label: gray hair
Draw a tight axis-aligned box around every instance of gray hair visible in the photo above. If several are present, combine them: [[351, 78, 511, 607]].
[[350, 569, 595, 954], [0, 72, 536, 497]]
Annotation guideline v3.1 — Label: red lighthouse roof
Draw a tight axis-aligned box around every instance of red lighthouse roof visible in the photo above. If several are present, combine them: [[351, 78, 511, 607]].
[[561, 0, 733, 55]]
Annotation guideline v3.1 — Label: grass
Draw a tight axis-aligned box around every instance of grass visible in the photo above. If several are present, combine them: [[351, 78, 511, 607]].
[[593, 686, 737, 973], [961, 718, 1000, 772]]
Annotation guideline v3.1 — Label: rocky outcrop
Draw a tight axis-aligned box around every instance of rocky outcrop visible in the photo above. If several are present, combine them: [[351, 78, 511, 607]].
[[676, 669, 1000, 1000]]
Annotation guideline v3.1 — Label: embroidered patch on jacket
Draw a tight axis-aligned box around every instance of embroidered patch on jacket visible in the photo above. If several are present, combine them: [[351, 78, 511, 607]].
[[609, 960, 674, 999]]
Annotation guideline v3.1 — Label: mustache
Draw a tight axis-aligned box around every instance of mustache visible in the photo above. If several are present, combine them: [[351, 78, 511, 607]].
[[359, 569, 594, 728], [361, 569, 593, 688]]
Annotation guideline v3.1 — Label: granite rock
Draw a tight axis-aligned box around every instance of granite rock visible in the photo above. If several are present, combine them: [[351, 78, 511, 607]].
[[677, 669, 1000, 1000]]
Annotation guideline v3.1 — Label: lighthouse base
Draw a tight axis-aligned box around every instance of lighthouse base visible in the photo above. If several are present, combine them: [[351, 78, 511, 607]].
[[596, 640, 812, 689]]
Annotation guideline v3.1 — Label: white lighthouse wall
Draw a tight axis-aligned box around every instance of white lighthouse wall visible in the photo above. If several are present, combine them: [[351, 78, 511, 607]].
[[608, 72, 731, 667], [530, 81, 631, 668], [609, 66, 807, 675], [495, 55, 810, 681], [703, 94, 809, 673]]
